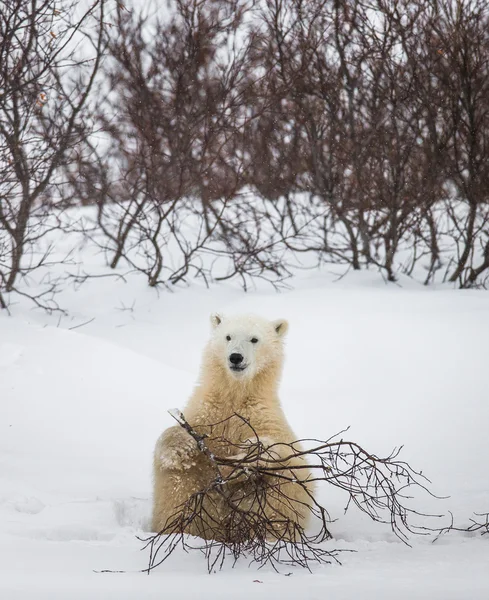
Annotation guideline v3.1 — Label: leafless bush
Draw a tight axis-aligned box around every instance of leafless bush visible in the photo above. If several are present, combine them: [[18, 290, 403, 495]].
[[140, 411, 443, 573], [0, 0, 107, 310], [386, 0, 489, 287], [247, 0, 457, 282], [433, 0, 489, 287], [250, 0, 370, 271], [5, 0, 489, 299], [60, 0, 489, 292], [68, 1, 294, 290], [233, 0, 489, 286]]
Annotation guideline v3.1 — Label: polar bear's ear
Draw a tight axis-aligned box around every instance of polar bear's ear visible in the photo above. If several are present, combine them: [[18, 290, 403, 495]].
[[273, 319, 289, 338], [210, 313, 223, 329]]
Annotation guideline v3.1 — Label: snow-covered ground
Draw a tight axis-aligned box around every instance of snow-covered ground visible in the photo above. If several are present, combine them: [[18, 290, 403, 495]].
[[1, 232, 489, 598]]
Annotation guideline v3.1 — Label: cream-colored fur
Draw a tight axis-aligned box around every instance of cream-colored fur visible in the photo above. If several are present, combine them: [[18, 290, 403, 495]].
[[151, 314, 313, 541]]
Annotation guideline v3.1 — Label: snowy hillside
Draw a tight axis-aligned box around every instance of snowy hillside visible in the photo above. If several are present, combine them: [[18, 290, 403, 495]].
[[1, 246, 489, 598]]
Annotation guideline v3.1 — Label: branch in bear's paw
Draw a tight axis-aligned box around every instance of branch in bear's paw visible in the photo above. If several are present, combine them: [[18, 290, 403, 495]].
[[169, 408, 209, 453], [168, 408, 185, 425], [143, 412, 455, 575], [168, 408, 224, 480]]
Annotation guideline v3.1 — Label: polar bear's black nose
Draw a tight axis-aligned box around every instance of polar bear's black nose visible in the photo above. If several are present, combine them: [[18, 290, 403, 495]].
[[229, 353, 244, 365]]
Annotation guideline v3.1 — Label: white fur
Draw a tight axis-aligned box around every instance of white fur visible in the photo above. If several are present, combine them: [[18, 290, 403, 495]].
[[151, 313, 313, 541], [208, 313, 288, 380]]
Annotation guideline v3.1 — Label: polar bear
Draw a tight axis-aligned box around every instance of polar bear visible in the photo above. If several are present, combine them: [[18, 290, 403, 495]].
[[151, 313, 313, 542]]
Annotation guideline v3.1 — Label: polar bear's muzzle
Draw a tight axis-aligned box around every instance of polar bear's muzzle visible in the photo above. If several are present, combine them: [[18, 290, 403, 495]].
[[229, 352, 247, 373]]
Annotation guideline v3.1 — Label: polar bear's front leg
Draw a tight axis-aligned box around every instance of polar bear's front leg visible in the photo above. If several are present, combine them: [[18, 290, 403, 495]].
[[155, 425, 199, 471]]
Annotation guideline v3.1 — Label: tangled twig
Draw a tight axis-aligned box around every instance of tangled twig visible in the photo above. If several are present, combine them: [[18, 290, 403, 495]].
[[434, 511, 489, 541], [140, 412, 447, 573]]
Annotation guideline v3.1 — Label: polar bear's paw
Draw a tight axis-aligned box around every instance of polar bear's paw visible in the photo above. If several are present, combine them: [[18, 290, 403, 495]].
[[156, 427, 199, 471]]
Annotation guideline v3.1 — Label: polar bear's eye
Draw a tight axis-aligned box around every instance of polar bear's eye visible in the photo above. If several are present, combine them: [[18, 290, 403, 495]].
[[251, 337, 259, 344], [226, 335, 231, 341]]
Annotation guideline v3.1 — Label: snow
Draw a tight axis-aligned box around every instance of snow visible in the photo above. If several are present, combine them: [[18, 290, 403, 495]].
[[1, 237, 489, 598]]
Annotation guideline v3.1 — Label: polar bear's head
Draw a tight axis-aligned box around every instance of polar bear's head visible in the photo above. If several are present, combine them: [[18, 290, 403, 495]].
[[208, 313, 289, 380]]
